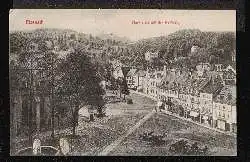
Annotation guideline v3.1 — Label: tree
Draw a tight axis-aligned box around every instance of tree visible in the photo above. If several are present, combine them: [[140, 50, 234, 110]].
[[56, 48, 105, 135], [120, 67, 130, 100], [9, 37, 61, 141], [9, 32, 29, 54]]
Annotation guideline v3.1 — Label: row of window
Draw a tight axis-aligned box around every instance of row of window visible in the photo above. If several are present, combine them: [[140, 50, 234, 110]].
[[213, 104, 230, 111], [216, 110, 230, 119]]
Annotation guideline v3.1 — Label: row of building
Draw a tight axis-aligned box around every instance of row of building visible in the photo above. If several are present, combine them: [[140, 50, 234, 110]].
[[123, 60, 236, 133]]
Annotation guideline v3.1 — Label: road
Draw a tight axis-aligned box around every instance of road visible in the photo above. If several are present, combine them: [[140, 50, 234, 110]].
[[78, 91, 236, 156], [109, 112, 237, 156], [13, 90, 236, 156], [98, 111, 155, 156]]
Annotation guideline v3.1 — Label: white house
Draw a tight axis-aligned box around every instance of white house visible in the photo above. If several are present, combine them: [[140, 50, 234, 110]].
[[231, 50, 236, 62], [191, 45, 199, 53], [136, 70, 146, 90], [224, 65, 236, 75], [212, 85, 236, 132], [110, 60, 124, 80], [145, 50, 159, 61], [126, 69, 138, 89]]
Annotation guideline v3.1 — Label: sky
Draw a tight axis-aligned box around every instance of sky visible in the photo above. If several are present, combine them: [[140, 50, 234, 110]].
[[9, 9, 236, 41]]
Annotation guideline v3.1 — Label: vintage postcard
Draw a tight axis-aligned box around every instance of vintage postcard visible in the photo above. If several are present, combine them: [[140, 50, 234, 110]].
[[9, 9, 236, 156]]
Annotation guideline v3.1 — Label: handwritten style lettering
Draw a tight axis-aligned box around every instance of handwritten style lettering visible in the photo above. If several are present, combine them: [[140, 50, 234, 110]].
[[132, 20, 180, 25]]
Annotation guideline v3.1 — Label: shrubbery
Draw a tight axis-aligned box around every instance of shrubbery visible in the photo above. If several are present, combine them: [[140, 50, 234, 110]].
[[127, 98, 133, 104], [169, 139, 209, 155]]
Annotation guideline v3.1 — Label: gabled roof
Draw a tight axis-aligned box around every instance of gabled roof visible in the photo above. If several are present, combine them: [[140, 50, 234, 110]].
[[159, 71, 177, 89], [214, 85, 236, 105], [199, 78, 223, 95], [136, 70, 146, 77], [127, 69, 138, 77], [224, 65, 236, 74]]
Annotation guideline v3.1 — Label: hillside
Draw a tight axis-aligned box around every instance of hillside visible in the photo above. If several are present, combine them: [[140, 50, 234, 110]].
[[123, 29, 236, 69], [9, 28, 236, 70]]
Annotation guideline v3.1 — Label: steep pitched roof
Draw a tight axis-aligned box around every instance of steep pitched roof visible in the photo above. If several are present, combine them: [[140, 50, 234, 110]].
[[127, 69, 138, 77], [199, 78, 224, 96], [136, 70, 146, 77], [214, 85, 236, 105], [224, 65, 236, 74]]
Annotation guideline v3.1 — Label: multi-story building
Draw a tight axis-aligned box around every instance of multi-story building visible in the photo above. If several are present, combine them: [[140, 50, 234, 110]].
[[196, 63, 211, 77], [231, 50, 236, 62], [198, 74, 224, 125], [212, 85, 236, 132], [126, 69, 138, 89], [110, 59, 124, 80], [136, 70, 146, 91], [143, 66, 166, 99]]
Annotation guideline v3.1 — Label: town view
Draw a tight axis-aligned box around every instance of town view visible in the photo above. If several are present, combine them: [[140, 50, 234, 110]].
[[9, 10, 236, 156]]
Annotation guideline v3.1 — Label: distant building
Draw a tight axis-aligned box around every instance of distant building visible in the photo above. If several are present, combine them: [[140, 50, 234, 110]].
[[145, 50, 159, 61], [196, 63, 211, 77], [26, 42, 38, 52], [99, 80, 106, 90], [126, 69, 146, 90], [110, 60, 124, 79], [231, 50, 236, 62], [224, 65, 236, 75], [212, 85, 236, 133], [214, 64, 223, 72], [54, 46, 60, 51], [191, 45, 199, 53], [136, 70, 146, 90], [126, 69, 138, 89], [222, 65, 236, 85], [142, 66, 166, 99]]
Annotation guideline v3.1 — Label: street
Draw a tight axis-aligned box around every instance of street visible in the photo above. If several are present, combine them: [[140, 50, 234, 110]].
[[109, 112, 236, 156], [70, 92, 156, 155], [13, 91, 236, 156], [74, 91, 236, 156]]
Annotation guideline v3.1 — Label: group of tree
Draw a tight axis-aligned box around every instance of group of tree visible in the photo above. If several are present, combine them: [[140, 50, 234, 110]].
[[118, 29, 236, 69], [9, 30, 109, 138], [55, 47, 106, 135]]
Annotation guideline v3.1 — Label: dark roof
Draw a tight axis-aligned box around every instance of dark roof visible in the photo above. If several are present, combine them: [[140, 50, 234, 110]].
[[136, 70, 146, 77], [214, 85, 236, 105], [127, 69, 138, 77], [199, 78, 224, 96]]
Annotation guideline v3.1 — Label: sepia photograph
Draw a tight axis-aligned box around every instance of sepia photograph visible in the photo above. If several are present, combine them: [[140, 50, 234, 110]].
[[9, 9, 236, 156]]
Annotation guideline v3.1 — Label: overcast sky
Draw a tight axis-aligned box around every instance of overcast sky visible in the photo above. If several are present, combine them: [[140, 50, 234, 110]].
[[9, 9, 236, 41]]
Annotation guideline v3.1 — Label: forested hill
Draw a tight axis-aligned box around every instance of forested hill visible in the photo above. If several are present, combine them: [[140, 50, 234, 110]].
[[9, 28, 131, 56], [9, 28, 236, 70], [125, 29, 236, 69]]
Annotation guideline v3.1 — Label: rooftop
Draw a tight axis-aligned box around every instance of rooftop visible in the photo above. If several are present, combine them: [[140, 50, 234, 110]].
[[214, 85, 236, 105], [127, 69, 138, 77]]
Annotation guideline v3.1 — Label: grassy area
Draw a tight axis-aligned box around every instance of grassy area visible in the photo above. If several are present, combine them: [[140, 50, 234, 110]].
[[110, 113, 237, 156]]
